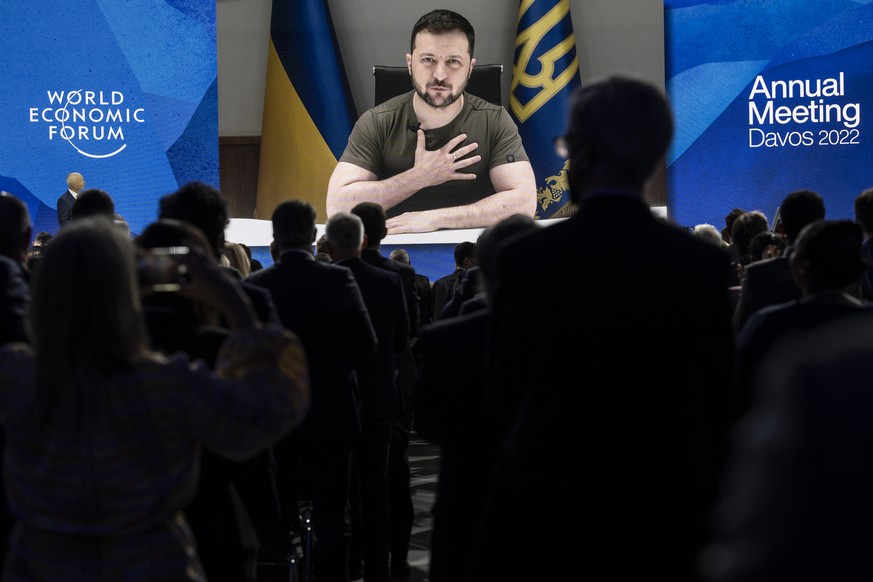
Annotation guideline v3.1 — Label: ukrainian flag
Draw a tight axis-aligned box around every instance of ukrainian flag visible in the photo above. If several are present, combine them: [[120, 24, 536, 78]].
[[257, 0, 356, 222], [511, 0, 581, 219]]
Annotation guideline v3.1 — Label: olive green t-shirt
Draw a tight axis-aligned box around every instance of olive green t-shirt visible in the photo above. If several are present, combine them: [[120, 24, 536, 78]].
[[339, 91, 529, 217]]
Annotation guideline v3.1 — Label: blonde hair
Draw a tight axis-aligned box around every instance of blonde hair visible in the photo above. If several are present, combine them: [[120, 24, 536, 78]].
[[223, 241, 251, 278]]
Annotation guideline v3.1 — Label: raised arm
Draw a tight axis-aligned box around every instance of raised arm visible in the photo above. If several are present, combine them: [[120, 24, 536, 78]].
[[326, 130, 481, 216], [384, 160, 537, 234]]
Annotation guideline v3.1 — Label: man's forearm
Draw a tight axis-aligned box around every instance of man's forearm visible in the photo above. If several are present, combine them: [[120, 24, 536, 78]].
[[385, 188, 536, 233], [326, 168, 429, 215]]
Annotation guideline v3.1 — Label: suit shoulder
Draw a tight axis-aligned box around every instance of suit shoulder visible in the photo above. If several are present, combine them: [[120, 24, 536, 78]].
[[352, 259, 397, 280]]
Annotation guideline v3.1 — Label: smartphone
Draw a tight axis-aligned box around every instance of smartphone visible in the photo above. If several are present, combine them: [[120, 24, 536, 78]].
[[137, 246, 190, 292]]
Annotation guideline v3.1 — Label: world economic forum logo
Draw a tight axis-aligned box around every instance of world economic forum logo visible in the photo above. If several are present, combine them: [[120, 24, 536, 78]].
[[29, 89, 145, 159]]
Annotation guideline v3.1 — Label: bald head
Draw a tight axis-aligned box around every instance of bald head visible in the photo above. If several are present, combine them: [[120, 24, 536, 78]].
[[66, 172, 85, 193]]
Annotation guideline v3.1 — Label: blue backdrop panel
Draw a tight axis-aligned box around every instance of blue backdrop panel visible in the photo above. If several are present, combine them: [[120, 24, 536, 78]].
[[0, 0, 217, 237], [665, 0, 873, 228]]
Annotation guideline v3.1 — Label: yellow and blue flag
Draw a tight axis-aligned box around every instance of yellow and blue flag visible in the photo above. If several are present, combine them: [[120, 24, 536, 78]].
[[510, 0, 581, 219], [257, 0, 356, 222]]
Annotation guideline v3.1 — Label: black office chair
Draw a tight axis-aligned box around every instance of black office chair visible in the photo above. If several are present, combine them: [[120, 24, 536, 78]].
[[373, 63, 503, 107]]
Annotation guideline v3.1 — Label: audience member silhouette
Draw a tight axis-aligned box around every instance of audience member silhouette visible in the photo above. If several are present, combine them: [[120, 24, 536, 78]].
[[0, 193, 31, 347], [747, 230, 786, 263], [316, 233, 331, 257], [56, 172, 84, 228], [729, 211, 769, 268], [136, 218, 270, 581], [733, 190, 825, 332], [389, 248, 432, 333], [431, 241, 476, 321], [439, 266, 482, 318], [246, 199, 377, 582], [415, 214, 536, 582], [325, 212, 410, 582], [703, 310, 873, 581], [692, 223, 728, 248], [349, 202, 419, 579], [113, 212, 131, 238], [722, 207, 745, 256], [158, 182, 279, 326], [732, 219, 868, 423], [470, 75, 735, 582], [0, 217, 309, 580], [0, 192, 31, 568], [853, 187, 873, 301], [69, 188, 115, 223], [240, 243, 263, 273], [223, 241, 252, 278]]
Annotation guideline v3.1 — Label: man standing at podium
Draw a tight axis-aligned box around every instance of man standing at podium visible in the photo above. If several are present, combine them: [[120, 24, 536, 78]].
[[327, 9, 536, 234]]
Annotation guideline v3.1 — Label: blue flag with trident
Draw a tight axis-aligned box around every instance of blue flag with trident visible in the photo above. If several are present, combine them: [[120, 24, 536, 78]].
[[511, 0, 581, 219]]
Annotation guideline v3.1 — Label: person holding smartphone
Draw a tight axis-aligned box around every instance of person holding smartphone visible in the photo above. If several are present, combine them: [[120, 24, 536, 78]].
[[0, 217, 310, 581]]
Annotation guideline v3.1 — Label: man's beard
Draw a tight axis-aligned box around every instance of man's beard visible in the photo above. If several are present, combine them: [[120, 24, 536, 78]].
[[412, 77, 468, 109]]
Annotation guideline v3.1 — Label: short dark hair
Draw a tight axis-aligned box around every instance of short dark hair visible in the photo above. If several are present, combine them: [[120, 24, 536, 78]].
[[564, 76, 673, 199], [351, 202, 387, 249], [476, 214, 537, 283], [749, 231, 786, 262], [158, 182, 228, 258], [854, 188, 873, 233], [71, 189, 115, 222], [411, 9, 475, 56], [272, 200, 317, 251], [792, 219, 864, 290], [731, 211, 769, 261], [779, 189, 825, 243], [453, 241, 477, 267]]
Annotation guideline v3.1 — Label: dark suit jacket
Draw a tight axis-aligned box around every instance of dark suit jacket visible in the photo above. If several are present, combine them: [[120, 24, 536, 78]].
[[246, 250, 376, 440], [474, 193, 735, 582], [431, 269, 463, 321], [415, 309, 502, 582], [710, 312, 873, 582], [414, 273, 432, 329], [733, 299, 867, 421], [337, 257, 409, 421], [361, 248, 419, 341], [732, 255, 800, 333], [221, 265, 280, 326], [56, 190, 75, 228], [361, 248, 418, 401]]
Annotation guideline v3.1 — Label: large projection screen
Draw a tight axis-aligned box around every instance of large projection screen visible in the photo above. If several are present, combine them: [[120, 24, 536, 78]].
[[0, 0, 218, 237], [665, 0, 873, 229]]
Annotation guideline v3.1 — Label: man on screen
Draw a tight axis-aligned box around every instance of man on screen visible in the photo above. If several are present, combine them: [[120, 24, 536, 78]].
[[326, 9, 536, 234]]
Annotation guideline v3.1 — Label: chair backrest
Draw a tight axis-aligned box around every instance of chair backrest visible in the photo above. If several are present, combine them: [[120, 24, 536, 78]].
[[373, 63, 503, 107]]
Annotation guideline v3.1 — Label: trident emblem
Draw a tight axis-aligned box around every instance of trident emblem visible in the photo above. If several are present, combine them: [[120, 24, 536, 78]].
[[510, 0, 579, 123]]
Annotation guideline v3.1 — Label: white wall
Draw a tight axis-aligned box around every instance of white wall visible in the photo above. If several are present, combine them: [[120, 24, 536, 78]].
[[216, 0, 664, 136]]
